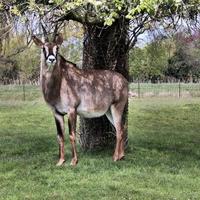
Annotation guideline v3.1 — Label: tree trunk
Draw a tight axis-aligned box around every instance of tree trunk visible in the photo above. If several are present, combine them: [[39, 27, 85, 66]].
[[79, 18, 129, 150]]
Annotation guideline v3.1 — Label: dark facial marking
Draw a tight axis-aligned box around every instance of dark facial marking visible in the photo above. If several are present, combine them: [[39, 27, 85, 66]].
[[43, 43, 58, 61]]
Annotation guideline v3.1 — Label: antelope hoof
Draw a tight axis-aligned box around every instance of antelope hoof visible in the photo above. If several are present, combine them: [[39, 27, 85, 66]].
[[70, 158, 78, 166], [118, 154, 125, 160], [113, 155, 119, 162], [56, 158, 65, 166]]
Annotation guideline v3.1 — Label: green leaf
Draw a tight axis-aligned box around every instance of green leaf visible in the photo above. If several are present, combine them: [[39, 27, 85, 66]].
[[104, 17, 113, 26], [0, 3, 3, 11], [11, 6, 20, 16]]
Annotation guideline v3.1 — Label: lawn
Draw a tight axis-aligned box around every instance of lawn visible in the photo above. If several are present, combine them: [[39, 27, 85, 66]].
[[0, 86, 200, 200]]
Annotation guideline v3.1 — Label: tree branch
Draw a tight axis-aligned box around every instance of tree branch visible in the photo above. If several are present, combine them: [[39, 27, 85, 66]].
[[56, 5, 103, 25], [0, 56, 14, 65]]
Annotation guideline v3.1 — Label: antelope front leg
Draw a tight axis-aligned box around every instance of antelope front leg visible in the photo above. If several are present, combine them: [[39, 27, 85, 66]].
[[54, 113, 65, 166], [68, 109, 78, 166]]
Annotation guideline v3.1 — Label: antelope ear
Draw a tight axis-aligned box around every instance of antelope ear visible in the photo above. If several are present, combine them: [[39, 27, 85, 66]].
[[54, 33, 63, 46], [32, 35, 44, 47]]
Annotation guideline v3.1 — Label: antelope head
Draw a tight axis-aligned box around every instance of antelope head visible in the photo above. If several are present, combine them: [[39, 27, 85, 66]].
[[32, 34, 63, 72]]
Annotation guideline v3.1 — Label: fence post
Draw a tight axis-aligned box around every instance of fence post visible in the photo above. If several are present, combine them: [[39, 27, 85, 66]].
[[138, 79, 141, 98], [23, 82, 26, 101], [178, 80, 181, 98]]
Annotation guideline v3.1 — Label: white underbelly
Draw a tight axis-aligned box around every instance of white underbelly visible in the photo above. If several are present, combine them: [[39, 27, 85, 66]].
[[77, 105, 107, 118], [52, 101, 109, 118]]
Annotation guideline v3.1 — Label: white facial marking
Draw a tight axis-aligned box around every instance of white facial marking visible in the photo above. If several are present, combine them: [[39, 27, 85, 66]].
[[44, 45, 57, 71], [44, 46, 49, 56], [53, 46, 57, 56], [46, 55, 56, 67], [48, 55, 56, 61]]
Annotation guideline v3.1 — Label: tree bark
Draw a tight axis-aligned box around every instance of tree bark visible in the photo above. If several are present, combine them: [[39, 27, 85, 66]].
[[79, 18, 129, 150]]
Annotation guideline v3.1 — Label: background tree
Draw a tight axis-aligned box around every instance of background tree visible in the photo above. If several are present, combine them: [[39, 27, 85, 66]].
[[129, 47, 148, 81], [165, 32, 200, 82], [129, 36, 174, 82], [130, 30, 200, 83]]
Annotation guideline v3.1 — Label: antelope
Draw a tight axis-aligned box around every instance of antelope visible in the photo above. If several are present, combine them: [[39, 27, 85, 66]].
[[32, 33, 128, 166]]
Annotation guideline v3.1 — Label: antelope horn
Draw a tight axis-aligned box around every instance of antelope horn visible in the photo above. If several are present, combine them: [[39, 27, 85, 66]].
[[40, 22, 49, 42], [53, 23, 58, 42]]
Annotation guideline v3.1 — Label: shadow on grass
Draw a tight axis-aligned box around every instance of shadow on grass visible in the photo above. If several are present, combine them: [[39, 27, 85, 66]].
[[2, 128, 200, 172], [136, 139, 200, 157], [1, 100, 200, 173], [1, 134, 55, 159]]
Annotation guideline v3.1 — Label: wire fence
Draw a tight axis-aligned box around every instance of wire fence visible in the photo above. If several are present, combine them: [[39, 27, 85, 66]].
[[129, 82, 200, 98], [0, 84, 41, 101], [0, 83, 200, 101]]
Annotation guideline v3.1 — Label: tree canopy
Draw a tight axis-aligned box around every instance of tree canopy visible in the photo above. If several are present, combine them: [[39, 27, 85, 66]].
[[1, 0, 200, 47]]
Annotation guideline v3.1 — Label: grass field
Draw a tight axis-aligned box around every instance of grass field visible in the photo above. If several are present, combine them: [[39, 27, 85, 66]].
[[1, 86, 200, 199]]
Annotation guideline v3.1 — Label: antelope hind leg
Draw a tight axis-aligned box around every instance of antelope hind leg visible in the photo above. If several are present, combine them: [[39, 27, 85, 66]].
[[110, 104, 125, 161]]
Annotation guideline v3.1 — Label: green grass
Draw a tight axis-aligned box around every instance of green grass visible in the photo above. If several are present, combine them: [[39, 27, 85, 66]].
[[1, 86, 200, 199]]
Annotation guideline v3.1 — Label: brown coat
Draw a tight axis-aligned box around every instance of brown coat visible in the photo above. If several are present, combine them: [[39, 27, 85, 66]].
[[32, 34, 128, 166], [42, 55, 128, 119]]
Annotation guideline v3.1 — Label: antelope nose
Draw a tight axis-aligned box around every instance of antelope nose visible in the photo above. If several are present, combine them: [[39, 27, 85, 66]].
[[49, 58, 55, 62]]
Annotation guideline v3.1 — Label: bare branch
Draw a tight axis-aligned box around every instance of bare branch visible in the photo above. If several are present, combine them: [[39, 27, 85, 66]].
[[0, 56, 14, 65], [0, 25, 13, 39]]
